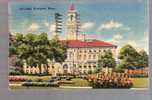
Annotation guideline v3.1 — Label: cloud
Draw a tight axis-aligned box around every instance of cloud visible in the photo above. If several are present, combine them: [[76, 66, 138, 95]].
[[98, 20, 123, 31], [44, 22, 49, 27], [108, 32, 148, 54], [28, 23, 39, 31], [114, 34, 123, 40], [108, 34, 123, 43], [81, 22, 95, 31]]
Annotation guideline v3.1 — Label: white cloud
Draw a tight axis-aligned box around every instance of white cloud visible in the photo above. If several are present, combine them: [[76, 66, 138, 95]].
[[28, 23, 39, 31], [108, 34, 123, 43], [114, 34, 123, 40], [45, 22, 49, 27], [81, 22, 95, 31], [108, 32, 148, 54], [98, 20, 123, 31]]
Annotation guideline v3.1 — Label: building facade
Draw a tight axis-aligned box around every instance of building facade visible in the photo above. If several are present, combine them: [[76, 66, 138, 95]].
[[61, 4, 117, 74], [62, 40, 117, 74]]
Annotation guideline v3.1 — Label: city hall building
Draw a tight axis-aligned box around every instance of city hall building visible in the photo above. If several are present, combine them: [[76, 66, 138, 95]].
[[61, 4, 117, 74], [23, 4, 117, 76]]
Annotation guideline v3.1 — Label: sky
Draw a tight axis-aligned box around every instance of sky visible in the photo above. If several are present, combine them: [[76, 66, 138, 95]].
[[9, 0, 149, 53]]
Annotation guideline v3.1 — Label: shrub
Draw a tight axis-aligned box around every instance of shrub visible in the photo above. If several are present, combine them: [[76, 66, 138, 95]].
[[22, 82, 59, 87]]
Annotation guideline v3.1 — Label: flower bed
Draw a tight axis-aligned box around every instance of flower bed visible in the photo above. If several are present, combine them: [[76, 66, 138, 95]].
[[88, 72, 133, 88], [9, 76, 27, 82]]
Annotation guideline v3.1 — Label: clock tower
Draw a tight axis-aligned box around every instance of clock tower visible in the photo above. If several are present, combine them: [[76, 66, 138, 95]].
[[67, 4, 80, 40]]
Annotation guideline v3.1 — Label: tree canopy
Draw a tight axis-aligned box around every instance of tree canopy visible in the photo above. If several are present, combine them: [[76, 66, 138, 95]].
[[9, 33, 67, 67], [98, 50, 116, 69], [118, 44, 148, 69]]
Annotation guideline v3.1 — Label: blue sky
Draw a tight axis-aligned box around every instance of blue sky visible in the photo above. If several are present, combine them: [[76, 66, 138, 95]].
[[9, 0, 149, 52]]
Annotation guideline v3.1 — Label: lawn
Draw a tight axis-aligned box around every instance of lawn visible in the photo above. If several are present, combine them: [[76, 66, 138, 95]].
[[10, 75, 52, 81], [131, 78, 149, 88], [60, 78, 89, 87], [25, 75, 51, 81]]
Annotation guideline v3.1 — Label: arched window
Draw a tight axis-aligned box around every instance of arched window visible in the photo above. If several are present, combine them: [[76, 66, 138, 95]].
[[63, 64, 68, 69]]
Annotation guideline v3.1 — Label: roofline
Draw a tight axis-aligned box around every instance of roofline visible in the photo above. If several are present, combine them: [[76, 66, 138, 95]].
[[67, 45, 117, 48]]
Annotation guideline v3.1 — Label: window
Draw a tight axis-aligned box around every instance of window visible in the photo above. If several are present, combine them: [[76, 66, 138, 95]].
[[89, 55, 91, 59], [88, 66, 91, 69], [79, 55, 81, 60], [93, 55, 96, 59], [52, 66, 54, 69], [69, 52, 72, 60], [84, 55, 86, 59], [89, 50, 92, 53], [93, 66, 96, 68]]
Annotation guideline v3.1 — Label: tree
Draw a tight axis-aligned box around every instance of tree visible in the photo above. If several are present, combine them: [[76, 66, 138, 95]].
[[138, 50, 148, 68], [118, 44, 148, 69], [98, 50, 116, 70], [49, 35, 67, 62], [9, 33, 67, 74]]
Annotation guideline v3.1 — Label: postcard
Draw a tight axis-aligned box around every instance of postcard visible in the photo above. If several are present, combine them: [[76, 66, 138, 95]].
[[9, 0, 149, 90]]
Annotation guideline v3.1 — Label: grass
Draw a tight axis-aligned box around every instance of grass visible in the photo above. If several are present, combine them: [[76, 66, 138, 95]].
[[10, 75, 51, 81], [25, 75, 51, 81], [60, 78, 89, 87], [9, 86, 59, 90], [72, 78, 89, 87], [131, 78, 149, 88]]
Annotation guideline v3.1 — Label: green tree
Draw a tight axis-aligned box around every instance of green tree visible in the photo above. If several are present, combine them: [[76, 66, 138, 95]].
[[49, 35, 67, 62], [118, 44, 144, 69], [137, 50, 148, 68], [9, 33, 67, 74], [98, 50, 116, 70]]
